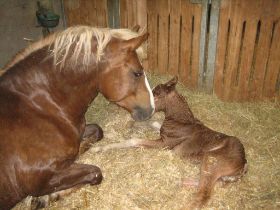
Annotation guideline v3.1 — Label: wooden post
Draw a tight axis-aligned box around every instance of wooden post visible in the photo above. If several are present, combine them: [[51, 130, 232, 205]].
[[195, 0, 210, 91], [204, 0, 221, 93], [107, 0, 120, 28]]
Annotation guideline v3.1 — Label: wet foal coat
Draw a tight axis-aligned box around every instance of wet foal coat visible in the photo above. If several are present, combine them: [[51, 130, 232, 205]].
[[0, 26, 154, 209], [93, 77, 247, 209]]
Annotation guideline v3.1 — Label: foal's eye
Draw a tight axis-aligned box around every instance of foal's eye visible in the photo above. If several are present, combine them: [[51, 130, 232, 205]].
[[133, 71, 143, 78]]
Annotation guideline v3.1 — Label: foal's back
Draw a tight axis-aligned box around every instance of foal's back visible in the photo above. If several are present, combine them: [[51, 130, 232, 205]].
[[154, 77, 247, 208]]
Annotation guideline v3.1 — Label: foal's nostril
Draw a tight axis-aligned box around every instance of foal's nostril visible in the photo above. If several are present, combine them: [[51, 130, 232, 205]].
[[132, 106, 153, 121]]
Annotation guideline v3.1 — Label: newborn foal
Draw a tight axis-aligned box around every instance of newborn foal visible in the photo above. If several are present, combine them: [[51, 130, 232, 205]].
[[94, 77, 247, 209]]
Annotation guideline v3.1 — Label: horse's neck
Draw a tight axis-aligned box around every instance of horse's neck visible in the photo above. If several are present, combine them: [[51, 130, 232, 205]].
[[1, 48, 99, 124], [164, 92, 195, 123]]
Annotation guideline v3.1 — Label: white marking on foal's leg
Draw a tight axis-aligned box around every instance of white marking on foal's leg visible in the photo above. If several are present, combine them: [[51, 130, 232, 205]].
[[151, 121, 161, 130], [181, 178, 199, 187], [91, 138, 143, 153], [144, 72, 155, 113]]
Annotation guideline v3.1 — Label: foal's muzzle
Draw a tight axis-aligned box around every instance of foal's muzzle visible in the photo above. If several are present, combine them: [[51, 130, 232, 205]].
[[132, 106, 154, 121]]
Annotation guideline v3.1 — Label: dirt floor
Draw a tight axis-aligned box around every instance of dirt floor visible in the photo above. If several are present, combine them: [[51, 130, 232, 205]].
[[14, 74, 280, 210]]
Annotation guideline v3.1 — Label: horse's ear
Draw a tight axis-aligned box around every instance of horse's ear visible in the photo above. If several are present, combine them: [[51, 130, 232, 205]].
[[131, 25, 140, 32], [165, 76, 178, 92], [122, 33, 149, 51]]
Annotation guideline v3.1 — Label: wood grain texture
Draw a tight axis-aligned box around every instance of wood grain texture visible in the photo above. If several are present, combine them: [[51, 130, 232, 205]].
[[157, 0, 169, 74], [168, 0, 181, 76], [180, 1, 192, 86], [214, 0, 280, 102], [147, 0, 158, 72]]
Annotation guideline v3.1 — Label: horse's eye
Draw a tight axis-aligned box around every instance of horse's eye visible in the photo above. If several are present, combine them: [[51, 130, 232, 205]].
[[133, 71, 143, 77]]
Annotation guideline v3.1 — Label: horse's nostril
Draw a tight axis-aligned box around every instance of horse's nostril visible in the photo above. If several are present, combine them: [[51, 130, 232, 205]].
[[132, 106, 153, 121]]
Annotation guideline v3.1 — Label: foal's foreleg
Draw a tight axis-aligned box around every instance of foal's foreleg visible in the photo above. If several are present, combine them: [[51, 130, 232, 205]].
[[92, 138, 167, 153]]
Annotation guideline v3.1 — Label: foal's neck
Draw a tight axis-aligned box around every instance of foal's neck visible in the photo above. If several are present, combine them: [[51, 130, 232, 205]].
[[164, 91, 195, 123]]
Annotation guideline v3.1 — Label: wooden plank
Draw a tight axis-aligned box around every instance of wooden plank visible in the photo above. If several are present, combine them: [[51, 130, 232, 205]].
[[120, 0, 128, 28], [64, 0, 81, 26], [180, 0, 192, 86], [157, 0, 169, 74], [249, 20, 273, 100], [213, 0, 230, 98], [262, 23, 280, 99], [204, 0, 221, 93], [222, 0, 244, 101], [147, 0, 158, 72], [127, 0, 137, 28], [87, 0, 97, 26], [190, 4, 202, 89], [197, 0, 209, 90], [96, 0, 106, 27], [136, 0, 147, 29], [168, 0, 181, 76], [79, 0, 89, 25], [235, 18, 258, 101]]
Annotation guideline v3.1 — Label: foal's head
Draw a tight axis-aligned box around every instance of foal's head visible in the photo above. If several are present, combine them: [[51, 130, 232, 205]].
[[98, 33, 154, 121], [152, 76, 178, 112]]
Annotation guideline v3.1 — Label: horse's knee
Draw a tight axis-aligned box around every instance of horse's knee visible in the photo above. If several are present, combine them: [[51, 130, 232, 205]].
[[83, 123, 103, 140]]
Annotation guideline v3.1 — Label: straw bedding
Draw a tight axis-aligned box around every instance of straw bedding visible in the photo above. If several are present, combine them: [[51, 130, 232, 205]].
[[14, 74, 280, 210]]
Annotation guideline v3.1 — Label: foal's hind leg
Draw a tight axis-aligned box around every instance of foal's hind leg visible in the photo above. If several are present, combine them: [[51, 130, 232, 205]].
[[80, 123, 104, 155], [31, 163, 102, 209], [188, 155, 220, 209]]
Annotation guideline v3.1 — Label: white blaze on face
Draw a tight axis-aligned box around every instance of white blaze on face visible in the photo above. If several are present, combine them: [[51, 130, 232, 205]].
[[144, 72, 155, 113]]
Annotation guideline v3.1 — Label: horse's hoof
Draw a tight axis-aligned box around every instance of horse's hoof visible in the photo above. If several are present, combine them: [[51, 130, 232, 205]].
[[83, 124, 103, 141], [30, 196, 48, 210]]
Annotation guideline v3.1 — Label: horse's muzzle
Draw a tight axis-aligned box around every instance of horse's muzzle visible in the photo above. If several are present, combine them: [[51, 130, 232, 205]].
[[132, 106, 154, 121]]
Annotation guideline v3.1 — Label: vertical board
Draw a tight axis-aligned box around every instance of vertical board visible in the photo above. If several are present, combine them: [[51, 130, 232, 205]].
[[147, 0, 158, 72], [64, 0, 108, 27], [180, 1, 192, 85], [120, 0, 128, 27], [168, 0, 181, 75], [157, 0, 169, 74], [262, 23, 280, 99], [146, 0, 202, 87], [214, 0, 280, 102], [190, 4, 202, 89]]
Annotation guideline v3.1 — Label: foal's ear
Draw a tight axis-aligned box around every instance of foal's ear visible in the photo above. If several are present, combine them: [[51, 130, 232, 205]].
[[122, 33, 149, 51], [165, 76, 178, 92]]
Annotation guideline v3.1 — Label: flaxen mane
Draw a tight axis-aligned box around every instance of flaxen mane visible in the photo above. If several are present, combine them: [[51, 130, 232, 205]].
[[1, 26, 146, 73]]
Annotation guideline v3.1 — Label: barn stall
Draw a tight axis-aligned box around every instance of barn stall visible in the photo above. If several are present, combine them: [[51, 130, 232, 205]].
[[0, 0, 278, 209]]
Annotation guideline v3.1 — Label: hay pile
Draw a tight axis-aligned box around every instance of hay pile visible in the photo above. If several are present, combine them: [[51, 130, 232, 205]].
[[14, 74, 280, 210]]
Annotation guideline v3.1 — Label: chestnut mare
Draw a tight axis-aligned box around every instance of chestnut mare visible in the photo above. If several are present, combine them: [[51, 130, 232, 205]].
[[0, 26, 154, 209]]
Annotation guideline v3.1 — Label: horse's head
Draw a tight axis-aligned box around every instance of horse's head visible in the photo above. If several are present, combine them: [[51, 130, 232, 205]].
[[98, 33, 154, 121], [152, 76, 178, 112]]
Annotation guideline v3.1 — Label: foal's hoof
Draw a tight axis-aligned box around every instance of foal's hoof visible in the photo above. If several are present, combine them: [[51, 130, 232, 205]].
[[83, 123, 103, 141]]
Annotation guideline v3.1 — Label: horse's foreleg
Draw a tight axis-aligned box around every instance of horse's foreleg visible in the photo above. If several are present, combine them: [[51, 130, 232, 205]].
[[31, 163, 102, 209], [79, 123, 103, 155], [92, 138, 167, 153]]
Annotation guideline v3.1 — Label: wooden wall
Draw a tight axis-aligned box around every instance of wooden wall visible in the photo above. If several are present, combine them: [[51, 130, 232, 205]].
[[63, 0, 280, 102], [146, 0, 202, 90], [64, 0, 108, 27], [214, 0, 280, 102], [119, 0, 147, 29]]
